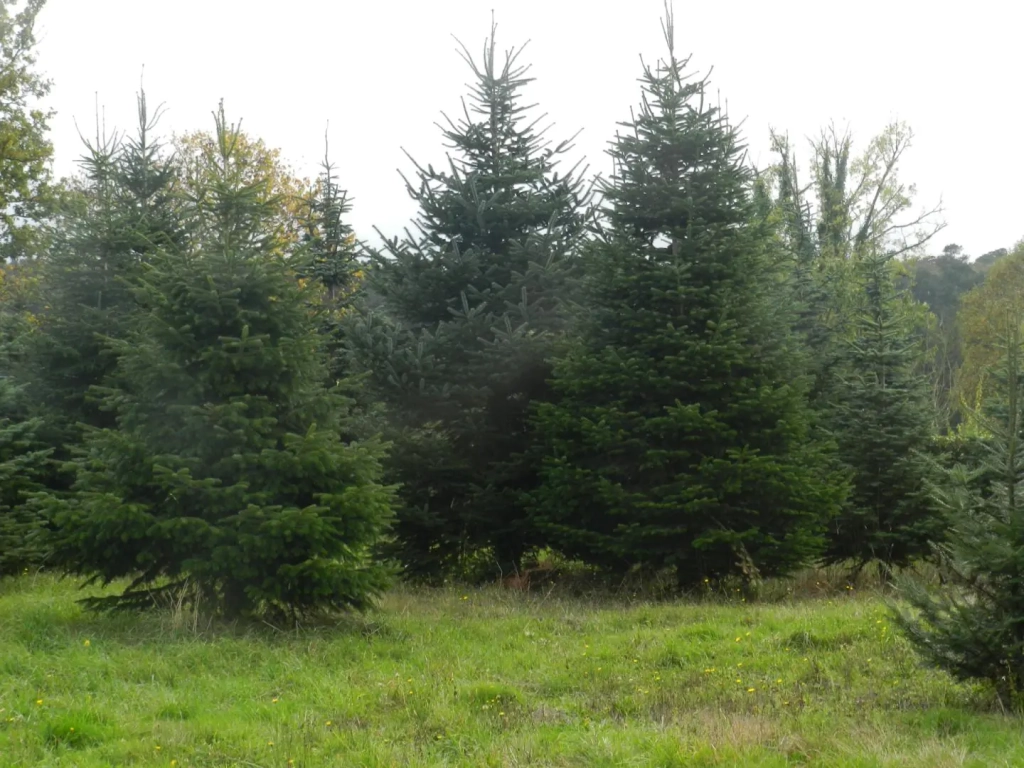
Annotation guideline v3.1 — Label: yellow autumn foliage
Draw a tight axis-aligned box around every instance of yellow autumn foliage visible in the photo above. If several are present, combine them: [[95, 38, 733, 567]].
[[172, 129, 312, 258], [956, 240, 1024, 415]]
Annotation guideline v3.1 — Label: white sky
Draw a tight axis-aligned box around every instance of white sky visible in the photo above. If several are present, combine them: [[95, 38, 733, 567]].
[[34, 0, 1023, 256]]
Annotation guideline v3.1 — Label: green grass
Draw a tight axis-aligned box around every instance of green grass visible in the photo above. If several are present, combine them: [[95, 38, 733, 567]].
[[1, 575, 1022, 767]]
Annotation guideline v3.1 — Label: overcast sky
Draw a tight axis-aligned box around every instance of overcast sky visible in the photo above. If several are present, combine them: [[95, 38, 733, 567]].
[[34, 0, 1022, 256]]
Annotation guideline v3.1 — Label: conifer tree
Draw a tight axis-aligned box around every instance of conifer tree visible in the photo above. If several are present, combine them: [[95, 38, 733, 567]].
[[297, 142, 362, 386], [42, 107, 393, 617], [824, 248, 940, 572], [896, 312, 1024, 706], [29, 92, 184, 440], [528, 10, 840, 587], [363, 22, 589, 579], [769, 132, 843, 405], [0, 304, 51, 574], [300, 143, 359, 309], [0, 379, 50, 575]]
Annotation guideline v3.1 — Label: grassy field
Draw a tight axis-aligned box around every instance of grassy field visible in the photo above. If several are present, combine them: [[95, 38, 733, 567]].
[[1, 574, 1022, 767]]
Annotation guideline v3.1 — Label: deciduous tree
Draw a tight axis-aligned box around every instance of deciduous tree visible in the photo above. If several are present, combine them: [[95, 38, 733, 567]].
[[0, 0, 53, 261]]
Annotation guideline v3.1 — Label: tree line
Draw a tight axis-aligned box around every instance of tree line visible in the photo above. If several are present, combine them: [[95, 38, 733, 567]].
[[2, 1, 1024, 705]]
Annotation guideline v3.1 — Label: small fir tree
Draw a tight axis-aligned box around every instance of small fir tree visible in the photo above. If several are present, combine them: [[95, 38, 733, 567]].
[[299, 141, 359, 310], [296, 142, 361, 387], [528, 9, 840, 587], [42, 106, 393, 617], [824, 247, 941, 572], [896, 312, 1024, 706]]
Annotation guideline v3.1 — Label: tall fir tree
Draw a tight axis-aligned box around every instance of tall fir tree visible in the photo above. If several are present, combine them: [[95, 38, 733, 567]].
[[28, 92, 184, 443], [361, 22, 589, 579], [824, 247, 941, 572], [528, 10, 840, 588], [42, 106, 394, 617], [896, 311, 1024, 706]]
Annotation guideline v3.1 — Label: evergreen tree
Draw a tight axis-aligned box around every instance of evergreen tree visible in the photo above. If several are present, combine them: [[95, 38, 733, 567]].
[[768, 132, 844, 406], [528, 11, 840, 588], [0, 250, 52, 572], [362, 22, 589, 579], [42, 107, 393, 618], [0, 289, 50, 574], [297, 142, 362, 387], [0, 377, 50, 575], [824, 248, 941, 572], [896, 312, 1024, 706], [300, 143, 359, 309], [29, 92, 184, 441]]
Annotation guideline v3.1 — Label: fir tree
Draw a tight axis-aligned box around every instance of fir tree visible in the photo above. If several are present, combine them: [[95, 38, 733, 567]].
[[362, 22, 589, 579], [296, 140, 364, 392], [768, 132, 843, 405], [29, 91, 184, 439], [299, 140, 359, 309], [0, 376, 51, 575], [42, 106, 393, 618], [896, 312, 1024, 706], [528, 10, 840, 588], [0, 255, 52, 573], [824, 247, 941, 572]]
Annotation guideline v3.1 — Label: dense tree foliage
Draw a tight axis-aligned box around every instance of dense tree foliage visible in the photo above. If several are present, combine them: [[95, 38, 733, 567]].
[[767, 122, 948, 566], [824, 248, 941, 572], [0, 0, 53, 261], [897, 312, 1024, 705], [769, 124, 944, 390], [0, 4, 1016, 663], [956, 242, 1024, 421], [0, 376, 49, 575], [911, 244, 984, 430], [0, 278, 49, 573], [527, 14, 840, 588]]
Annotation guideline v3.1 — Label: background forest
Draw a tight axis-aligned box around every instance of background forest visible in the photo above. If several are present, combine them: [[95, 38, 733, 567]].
[[3, 0, 1024, 710]]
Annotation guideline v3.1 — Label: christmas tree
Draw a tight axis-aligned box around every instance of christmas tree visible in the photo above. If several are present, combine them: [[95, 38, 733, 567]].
[[363, 21, 589, 579], [824, 247, 941, 572], [529, 9, 840, 587], [43, 106, 394, 617]]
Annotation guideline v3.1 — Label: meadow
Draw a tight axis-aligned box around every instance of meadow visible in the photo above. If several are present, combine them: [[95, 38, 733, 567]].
[[1, 574, 1022, 767]]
